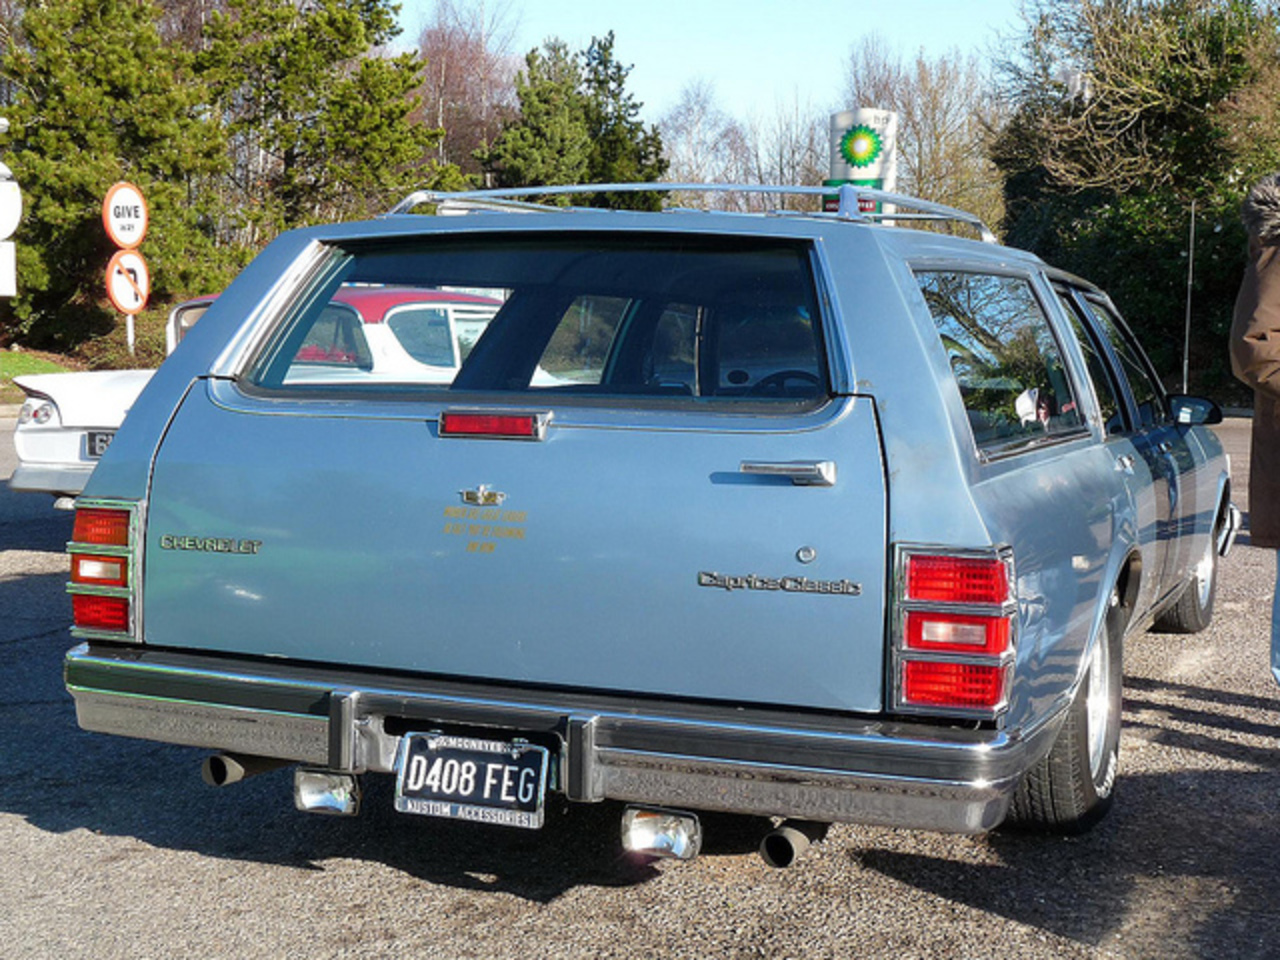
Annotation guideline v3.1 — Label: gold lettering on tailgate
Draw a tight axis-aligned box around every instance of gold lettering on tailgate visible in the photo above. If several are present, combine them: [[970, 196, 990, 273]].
[[441, 501, 528, 555]]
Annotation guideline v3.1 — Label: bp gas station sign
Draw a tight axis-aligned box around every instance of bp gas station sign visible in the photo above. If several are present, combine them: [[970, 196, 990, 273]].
[[824, 108, 899, 213]]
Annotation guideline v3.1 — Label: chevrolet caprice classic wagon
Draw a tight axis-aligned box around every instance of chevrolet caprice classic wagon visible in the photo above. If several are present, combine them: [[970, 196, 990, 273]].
[[63, 183, 1237, 866]]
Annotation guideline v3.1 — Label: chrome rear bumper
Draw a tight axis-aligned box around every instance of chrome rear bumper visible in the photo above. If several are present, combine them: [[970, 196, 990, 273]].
[[65, 642, 1061, 834], [8, 461, 94, 497]]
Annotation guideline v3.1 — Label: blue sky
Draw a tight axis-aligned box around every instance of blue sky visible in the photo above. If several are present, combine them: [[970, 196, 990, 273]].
[[399, 0, 1026, 122]]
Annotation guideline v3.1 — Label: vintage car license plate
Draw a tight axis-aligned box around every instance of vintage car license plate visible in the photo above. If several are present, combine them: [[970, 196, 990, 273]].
[[86, 430, 115, 458], [393, 733, 549, 829]]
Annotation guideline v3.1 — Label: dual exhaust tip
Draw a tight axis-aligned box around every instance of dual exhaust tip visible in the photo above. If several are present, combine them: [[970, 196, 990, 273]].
[[621, 804, 828, 868]]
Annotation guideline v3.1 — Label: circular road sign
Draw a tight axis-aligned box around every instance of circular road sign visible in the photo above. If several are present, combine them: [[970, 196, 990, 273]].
[[106, 248, 150, 315], [102, 181, 148, 248]]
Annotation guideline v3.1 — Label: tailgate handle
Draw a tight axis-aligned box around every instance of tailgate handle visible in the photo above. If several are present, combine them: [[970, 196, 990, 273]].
[[739, 460, 837, 487]]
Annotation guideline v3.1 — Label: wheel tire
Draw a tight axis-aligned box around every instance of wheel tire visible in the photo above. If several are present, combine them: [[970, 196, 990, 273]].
[[1007, 613, 1122, 834], [1153, 526, 1218, 634]]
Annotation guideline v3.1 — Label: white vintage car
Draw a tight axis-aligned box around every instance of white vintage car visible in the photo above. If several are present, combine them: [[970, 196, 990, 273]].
[[9, 298, 215, 506]]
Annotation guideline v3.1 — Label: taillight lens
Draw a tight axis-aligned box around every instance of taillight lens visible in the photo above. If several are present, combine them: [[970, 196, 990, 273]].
[[906, 554, 1009, 604], [903, 661, 1009, 710], [72, 594, 131, 632], [439, 410, 548, 440], [68, 503, 135, 638], [73, 508, 131, 546], [895, 548, 1015, 717], [905, 611, 1010, 656], [71, 554, 128, 587]]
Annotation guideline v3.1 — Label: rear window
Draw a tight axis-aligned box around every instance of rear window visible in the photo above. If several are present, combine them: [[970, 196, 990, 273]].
[[245, 234, 828, 407]]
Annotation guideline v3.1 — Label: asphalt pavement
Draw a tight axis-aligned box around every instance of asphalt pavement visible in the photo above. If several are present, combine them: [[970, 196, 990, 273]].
[[0, 417, 1277, 959]]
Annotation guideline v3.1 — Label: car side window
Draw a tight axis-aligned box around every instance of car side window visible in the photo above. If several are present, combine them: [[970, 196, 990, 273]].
[[387, 306, 456, 368], [290, 303, 372, 370], [1078, 296, 1169, 428], [1054, 288, 1125, 436], [915, 270, 1085, 452]]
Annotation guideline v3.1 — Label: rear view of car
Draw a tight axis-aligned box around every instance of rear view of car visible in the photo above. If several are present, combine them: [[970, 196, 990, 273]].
[[62, 183, 1233, 864]]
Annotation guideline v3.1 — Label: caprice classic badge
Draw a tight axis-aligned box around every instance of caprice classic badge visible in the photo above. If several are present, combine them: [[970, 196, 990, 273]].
[[697, 571, 862, 596]]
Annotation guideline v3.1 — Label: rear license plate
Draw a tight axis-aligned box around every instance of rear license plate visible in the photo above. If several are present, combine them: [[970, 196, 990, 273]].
[[394, 733, 549, 829], [86, 431, 115, 458]]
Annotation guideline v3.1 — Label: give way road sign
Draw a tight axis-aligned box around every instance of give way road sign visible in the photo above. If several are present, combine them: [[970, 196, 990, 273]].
[[105, 248, 150, 315], [102, 181, 148, 249]]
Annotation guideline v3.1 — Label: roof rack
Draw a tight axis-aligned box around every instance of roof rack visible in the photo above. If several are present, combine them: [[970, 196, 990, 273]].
[[387, 183, 998, 244]]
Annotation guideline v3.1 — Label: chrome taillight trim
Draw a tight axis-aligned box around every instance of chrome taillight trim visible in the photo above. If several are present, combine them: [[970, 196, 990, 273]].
[[67, 498, 144, 643], [891, 544, 1017, 720]]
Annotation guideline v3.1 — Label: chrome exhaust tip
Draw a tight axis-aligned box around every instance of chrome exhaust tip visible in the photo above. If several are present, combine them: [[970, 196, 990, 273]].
[[759, 820, 829, 868], [201, 753, 288, 787]]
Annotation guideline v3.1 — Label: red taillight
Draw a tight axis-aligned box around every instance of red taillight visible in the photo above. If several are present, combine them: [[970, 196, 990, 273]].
[[69, 503, 135, 637], [72, 594, 131, 632], [896, 548, 1015, 717], [906, 554, 1009, 604], [902, 661, 1009, 710], [439, 410, 547, 440], [73, 508, 131, 546]]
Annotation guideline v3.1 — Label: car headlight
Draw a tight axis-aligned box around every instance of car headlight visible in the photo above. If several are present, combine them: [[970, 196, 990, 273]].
[[18, 397, 57, 426]]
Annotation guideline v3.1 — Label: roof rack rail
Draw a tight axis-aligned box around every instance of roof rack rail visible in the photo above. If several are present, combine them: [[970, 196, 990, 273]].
[[388, 183, 998, 244]]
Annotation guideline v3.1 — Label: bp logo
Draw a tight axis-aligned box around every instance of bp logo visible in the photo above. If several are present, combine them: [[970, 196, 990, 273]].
[[840, 124, 883, 169]]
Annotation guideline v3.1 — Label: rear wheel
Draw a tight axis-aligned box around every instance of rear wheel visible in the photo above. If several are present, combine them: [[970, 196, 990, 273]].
[[1153, 525, 1218, 634], [1008, 611, 1122, 833]]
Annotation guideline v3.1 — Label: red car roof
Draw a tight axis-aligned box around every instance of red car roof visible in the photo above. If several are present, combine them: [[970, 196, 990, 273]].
[[330, 286, 501, 324]]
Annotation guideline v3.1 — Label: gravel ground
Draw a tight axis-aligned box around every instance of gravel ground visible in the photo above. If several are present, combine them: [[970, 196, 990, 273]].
[[1, 418, 1277, 959]]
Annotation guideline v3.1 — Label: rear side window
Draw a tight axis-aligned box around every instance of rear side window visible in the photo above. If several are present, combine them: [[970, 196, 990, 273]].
[[246, 234, 828, 408], [915, 271, 1084, 452]]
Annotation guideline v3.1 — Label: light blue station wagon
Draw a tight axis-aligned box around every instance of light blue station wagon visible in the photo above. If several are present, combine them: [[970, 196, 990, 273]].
[[63, 184, 1237, 865]]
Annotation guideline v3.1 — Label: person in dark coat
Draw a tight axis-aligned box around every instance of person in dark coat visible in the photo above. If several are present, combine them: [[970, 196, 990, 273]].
[[1231, 173, 1280, 684]]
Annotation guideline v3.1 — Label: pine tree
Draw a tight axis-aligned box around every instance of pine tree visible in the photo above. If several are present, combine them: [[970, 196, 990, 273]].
[[0, 0, 230, 346], [199, 0, 440, 238], [484, 33, 666, 209]]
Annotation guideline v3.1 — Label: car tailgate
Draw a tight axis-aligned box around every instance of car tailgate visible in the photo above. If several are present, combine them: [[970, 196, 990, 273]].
[[141, 380, 888, 713]]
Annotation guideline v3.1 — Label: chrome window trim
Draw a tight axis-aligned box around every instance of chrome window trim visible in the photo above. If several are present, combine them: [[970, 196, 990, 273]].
[[213, 240, 333, 379], [229, 233, 838, 408], [208, 377, 860, 436]]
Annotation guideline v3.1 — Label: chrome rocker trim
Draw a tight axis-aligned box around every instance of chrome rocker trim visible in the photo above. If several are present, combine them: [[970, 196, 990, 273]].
[[65, 642, 1061, 834]]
